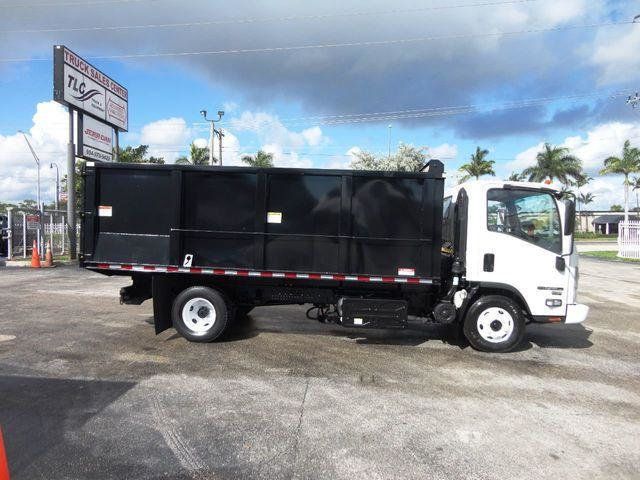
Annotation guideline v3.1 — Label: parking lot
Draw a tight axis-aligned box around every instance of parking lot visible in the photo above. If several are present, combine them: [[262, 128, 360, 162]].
[[0, 257, 639, 479]]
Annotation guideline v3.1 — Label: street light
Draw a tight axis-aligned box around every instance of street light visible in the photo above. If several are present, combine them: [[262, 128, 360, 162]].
[[50, 162, 60, 210], [200, 109, 224, 165], [18, 130, 43, 257], [18, 130, 41, 213]]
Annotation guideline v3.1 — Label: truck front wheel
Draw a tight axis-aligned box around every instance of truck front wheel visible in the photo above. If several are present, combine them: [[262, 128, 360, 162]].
[[172, 286, 230, 342], [463, 295, 525, 353]]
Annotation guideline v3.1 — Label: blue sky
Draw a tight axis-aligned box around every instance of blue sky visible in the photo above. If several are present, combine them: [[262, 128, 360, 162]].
[[1, 0, 640, 210]]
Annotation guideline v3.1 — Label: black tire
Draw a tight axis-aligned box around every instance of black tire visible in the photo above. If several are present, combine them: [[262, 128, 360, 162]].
[[172, 286, 231, 342], [463, 295, 525, 353]]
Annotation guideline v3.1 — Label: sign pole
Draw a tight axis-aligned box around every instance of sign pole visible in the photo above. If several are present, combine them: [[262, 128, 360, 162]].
[[67, 108, 77, 260], [114, 130, 119, 162]]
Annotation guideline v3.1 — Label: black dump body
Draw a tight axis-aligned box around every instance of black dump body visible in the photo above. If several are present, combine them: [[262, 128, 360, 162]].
[[81, 161, 444, 283]]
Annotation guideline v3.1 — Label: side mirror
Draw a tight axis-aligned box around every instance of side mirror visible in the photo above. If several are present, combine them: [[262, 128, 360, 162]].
[[564, 200, 575, 236], [556, 256, 566, 272]]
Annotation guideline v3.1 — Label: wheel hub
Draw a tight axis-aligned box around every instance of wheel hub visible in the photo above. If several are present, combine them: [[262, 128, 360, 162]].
[[477, 307, 514, 344], [181, 297, 216, 334]]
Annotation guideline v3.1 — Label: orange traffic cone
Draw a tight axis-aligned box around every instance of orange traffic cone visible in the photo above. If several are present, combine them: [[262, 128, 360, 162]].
[[0, 426, 9, 480], [30, 240, 41, 268], [43, 241, 53, 268]]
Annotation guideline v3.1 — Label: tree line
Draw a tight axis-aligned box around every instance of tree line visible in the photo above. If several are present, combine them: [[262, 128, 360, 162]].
[[4, 139, 640, 219], [350, 140, 640, 220]]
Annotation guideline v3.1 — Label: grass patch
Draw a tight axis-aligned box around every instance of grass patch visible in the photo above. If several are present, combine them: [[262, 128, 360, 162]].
[[580, 251, 640, 263], [574, 232, 617, 240]]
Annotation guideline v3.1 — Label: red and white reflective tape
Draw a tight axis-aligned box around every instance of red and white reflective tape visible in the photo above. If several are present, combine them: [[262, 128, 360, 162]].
[[88, 263, 433, 285]]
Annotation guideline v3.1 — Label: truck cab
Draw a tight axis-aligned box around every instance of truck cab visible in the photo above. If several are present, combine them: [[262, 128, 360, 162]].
[[444, 181, 589, 351]]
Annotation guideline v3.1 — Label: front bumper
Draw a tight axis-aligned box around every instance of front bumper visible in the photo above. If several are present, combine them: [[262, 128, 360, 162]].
[[565, 303, 589, 324]]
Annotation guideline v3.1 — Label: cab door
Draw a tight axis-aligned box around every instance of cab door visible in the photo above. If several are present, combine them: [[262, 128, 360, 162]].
[[469, 187, 569, 319]]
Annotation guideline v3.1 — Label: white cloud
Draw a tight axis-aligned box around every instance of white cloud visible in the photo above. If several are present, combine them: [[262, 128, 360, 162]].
[[506, 142, 544, 172], [567, 122, 640, 171], [592, 26, 640, 85], [0, 101, 68, 204], [212, 130, 244, 166], [227, 111, 327, 167], [139, 117, 191, 162], [510, 121, 640, 209], [322, 146, 361, 170], [509, 121, 640, 173], [429, 143, 458, 160], [222, 101, 238, 114]]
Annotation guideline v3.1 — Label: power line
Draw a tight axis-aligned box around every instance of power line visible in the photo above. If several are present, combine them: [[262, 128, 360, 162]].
[[2, 0, 159, 8], [0, 88, 630, 134], [225, 89, 634, 128], [0, 20, 634, 63], [3, 0, 541, 33]]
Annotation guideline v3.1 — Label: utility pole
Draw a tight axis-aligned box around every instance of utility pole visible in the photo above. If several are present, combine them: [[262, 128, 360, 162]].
[[216, 128, 225, 166], [387, 124, 392, 160], [200, 109, 224, 165], [50, 162, 60, 210]]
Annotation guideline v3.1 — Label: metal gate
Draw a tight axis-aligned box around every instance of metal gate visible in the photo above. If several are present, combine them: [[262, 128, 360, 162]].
[[619, 221, 640, 259], [2, 209, 76, 259]]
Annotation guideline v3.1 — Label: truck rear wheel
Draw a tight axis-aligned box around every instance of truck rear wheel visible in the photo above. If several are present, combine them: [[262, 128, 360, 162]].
[[463, 295, 525, 353], [172, 286, 230, 342]]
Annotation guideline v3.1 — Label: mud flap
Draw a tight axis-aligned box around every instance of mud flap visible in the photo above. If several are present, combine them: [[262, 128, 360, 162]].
[[152, 276, 174, 334]]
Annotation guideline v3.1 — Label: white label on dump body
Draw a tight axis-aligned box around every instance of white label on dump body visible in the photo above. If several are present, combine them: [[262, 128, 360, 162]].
[[267, 212, 282, 224], [98, 205, 112, 217], [398, 268, 415, 276]]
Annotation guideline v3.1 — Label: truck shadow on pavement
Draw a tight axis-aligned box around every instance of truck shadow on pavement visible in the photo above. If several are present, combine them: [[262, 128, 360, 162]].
[[0, 375, 137, 479], [157, 311, 594, 351], [218, 314, 468, 348], [521, 323, 594, 350]]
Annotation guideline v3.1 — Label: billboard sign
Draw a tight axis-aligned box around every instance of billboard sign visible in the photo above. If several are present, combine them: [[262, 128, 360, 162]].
[[78, 114, 114, 162], [53, 45, 128, 131]]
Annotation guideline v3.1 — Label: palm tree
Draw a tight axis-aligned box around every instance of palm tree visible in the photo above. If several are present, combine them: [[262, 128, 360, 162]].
[[458, 147, 495, 182], [507, 171, 526, 182], [174, 143, 211, 165], [241, 150, 274, 168], [578, 192, 595, 232], [632, 176, 640, 213], [522, 143, 584, 185], [600, 140, 640, 222], [190, 143, 211, 165], [559, 185, 574, 200]]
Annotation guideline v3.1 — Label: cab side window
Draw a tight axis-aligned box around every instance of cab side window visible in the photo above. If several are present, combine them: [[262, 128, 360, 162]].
[[487, 189, 561, 254]]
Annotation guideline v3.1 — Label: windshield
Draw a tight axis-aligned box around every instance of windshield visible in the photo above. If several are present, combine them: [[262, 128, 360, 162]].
[[487, 188, 561, 254]]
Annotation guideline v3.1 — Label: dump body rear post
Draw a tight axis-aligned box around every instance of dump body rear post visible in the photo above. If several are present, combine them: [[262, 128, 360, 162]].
[[81, 161, 588, 352]]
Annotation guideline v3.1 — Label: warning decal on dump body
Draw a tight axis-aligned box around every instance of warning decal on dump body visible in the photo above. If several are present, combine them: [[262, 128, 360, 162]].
[[267, 212, 282, 224], [98, 206, 112, 217], [398, 268, 415, 276]]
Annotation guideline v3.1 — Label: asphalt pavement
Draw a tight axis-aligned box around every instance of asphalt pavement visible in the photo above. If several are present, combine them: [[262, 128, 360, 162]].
[[0, 258, 639, 479]]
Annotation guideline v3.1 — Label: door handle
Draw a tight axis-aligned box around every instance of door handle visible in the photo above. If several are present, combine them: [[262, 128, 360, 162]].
[[483, 253, 495, 272]]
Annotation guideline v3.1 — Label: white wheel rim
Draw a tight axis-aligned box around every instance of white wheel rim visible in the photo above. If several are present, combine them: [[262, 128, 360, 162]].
[[476, 307, 514, 343], [181, 298, 216, 334]]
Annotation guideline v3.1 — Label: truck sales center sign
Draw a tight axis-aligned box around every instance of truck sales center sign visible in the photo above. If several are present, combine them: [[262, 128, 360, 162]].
[[53, 45, 128, 131]]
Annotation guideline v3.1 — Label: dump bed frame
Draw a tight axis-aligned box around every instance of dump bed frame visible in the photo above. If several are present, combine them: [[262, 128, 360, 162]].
[[81, 161, 444, 286]]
